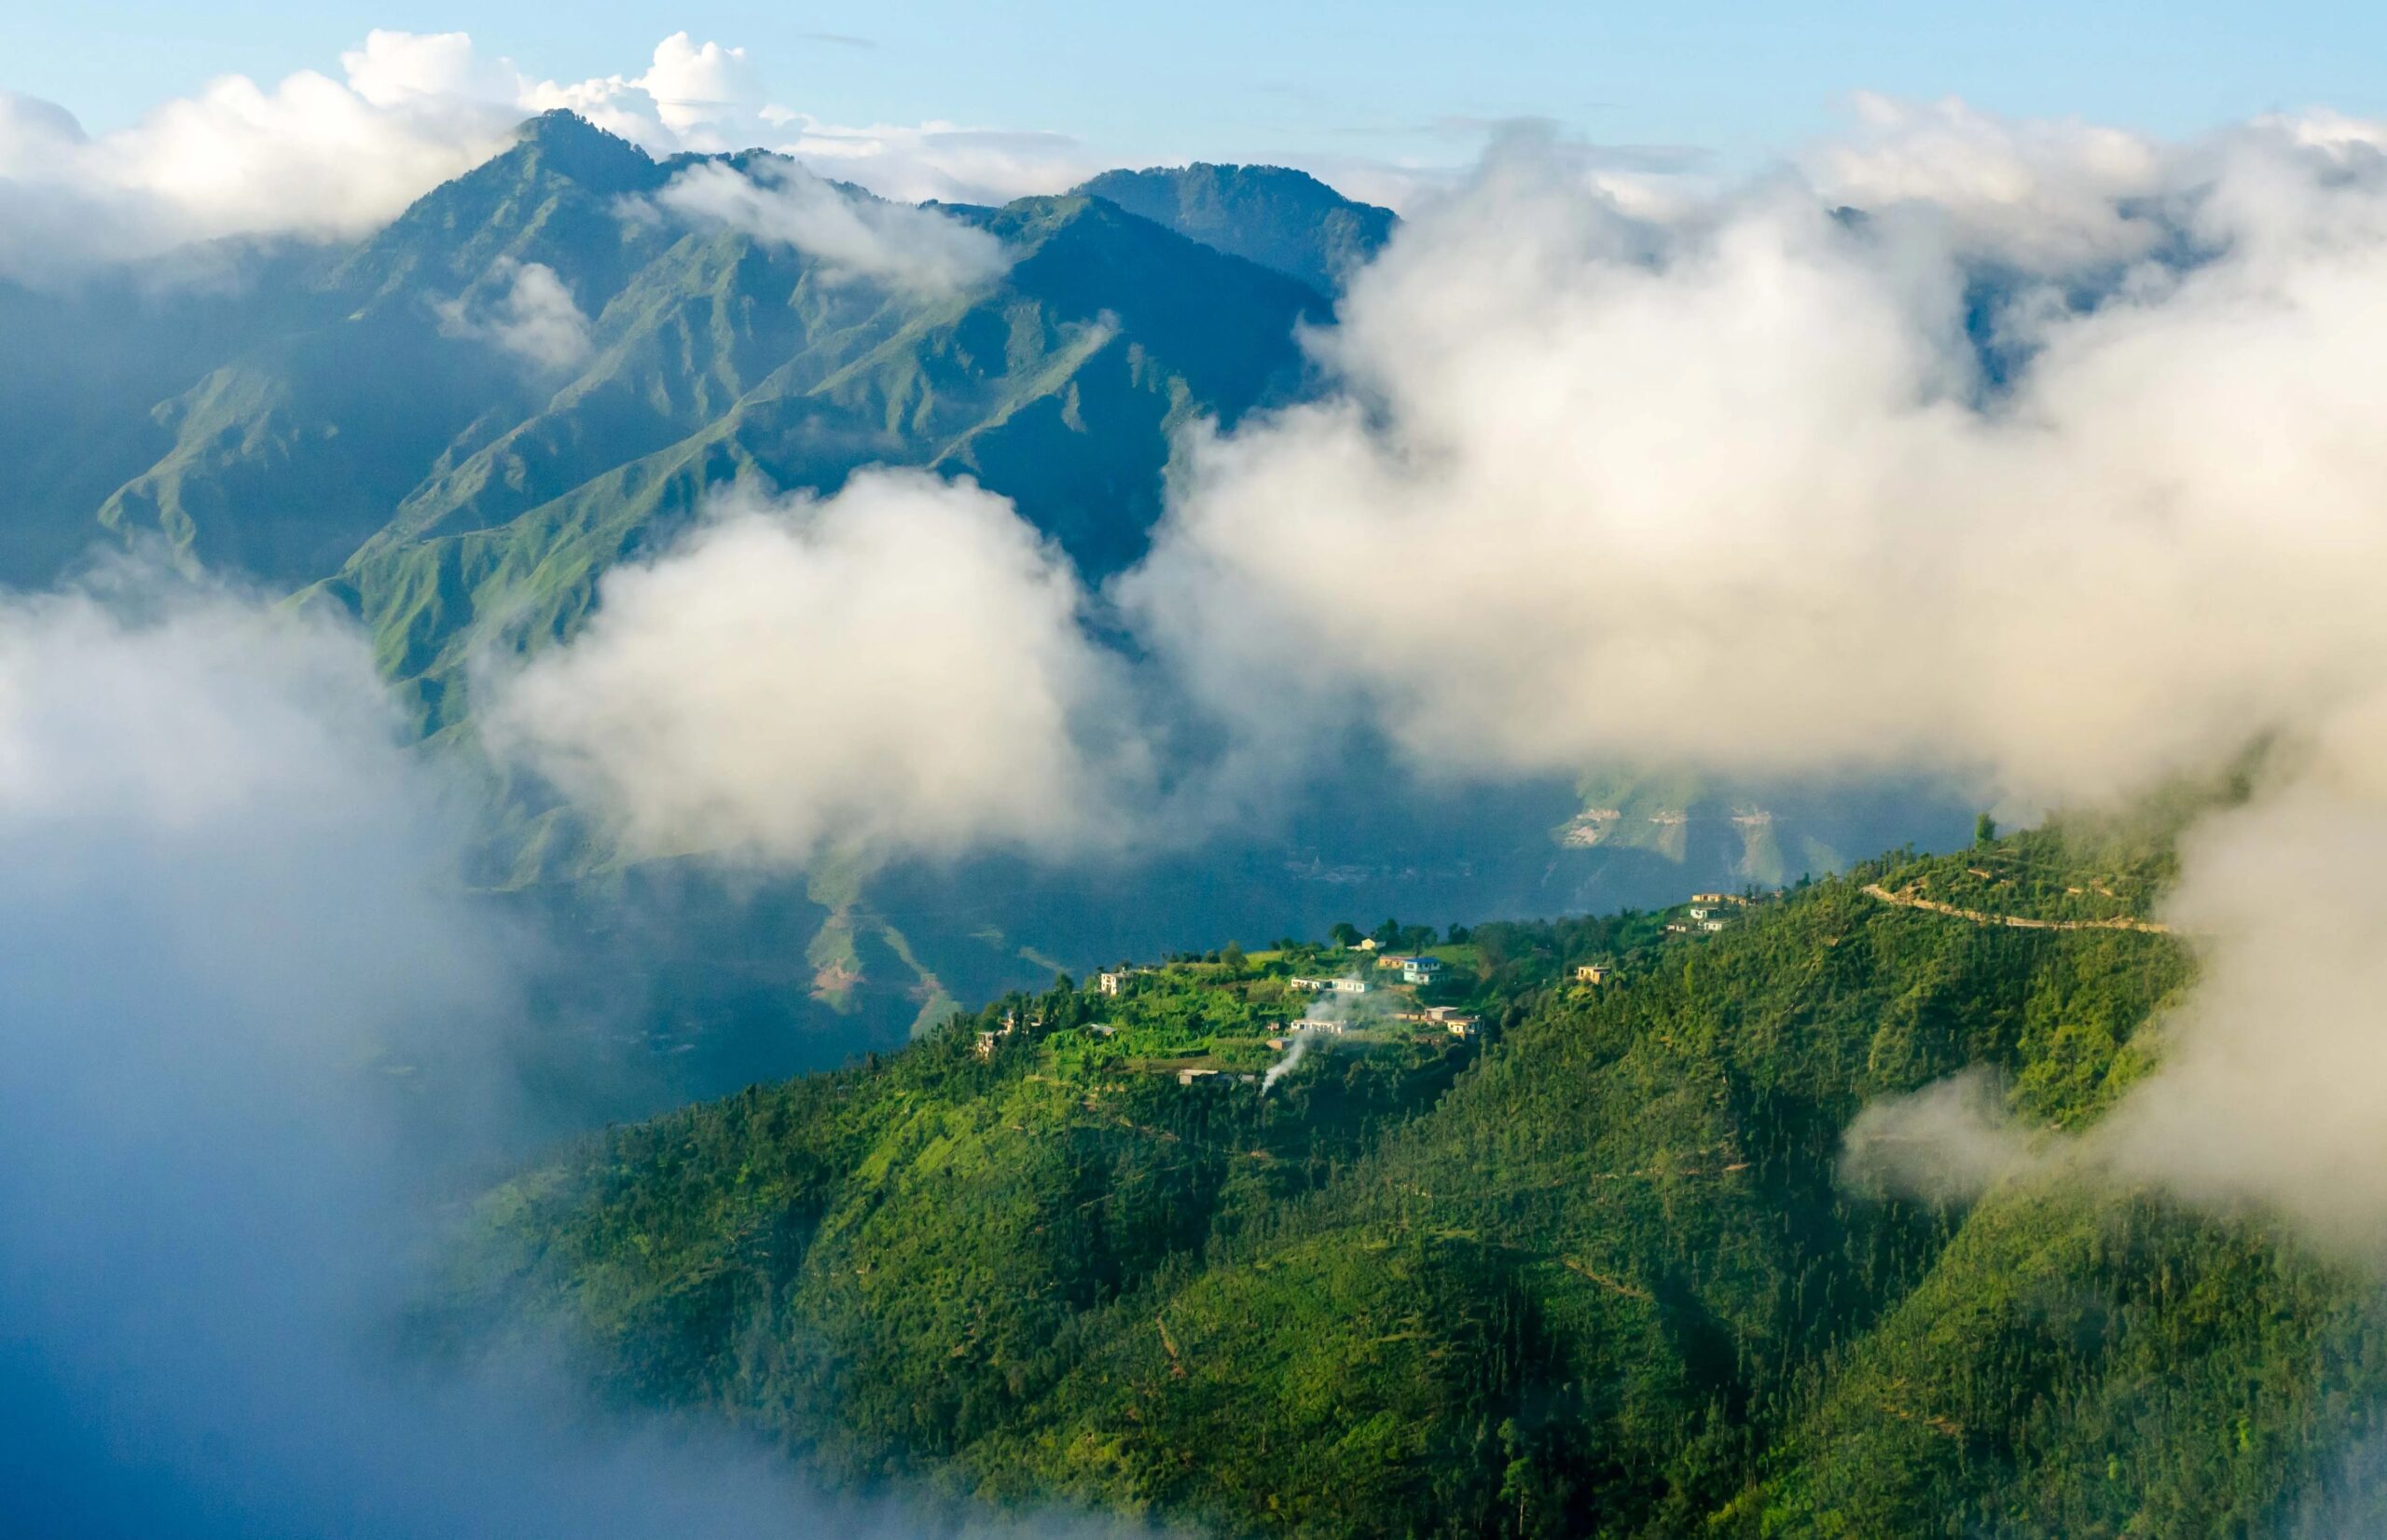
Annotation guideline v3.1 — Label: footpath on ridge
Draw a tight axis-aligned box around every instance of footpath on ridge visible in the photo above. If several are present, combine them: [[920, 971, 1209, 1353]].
[[1860, 882, 2174, 935]]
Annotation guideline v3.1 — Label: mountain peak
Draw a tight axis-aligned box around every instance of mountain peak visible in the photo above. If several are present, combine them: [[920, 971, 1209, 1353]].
[[506, 110, 656, 192], [1072, 163, 1396, 296]]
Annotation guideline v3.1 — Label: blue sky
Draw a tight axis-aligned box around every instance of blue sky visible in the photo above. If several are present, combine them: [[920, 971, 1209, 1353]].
[[12, 1, 2387, 171]]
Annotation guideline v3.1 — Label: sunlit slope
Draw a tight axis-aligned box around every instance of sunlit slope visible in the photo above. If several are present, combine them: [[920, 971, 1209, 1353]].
[[462, 812, 2387, 1536]]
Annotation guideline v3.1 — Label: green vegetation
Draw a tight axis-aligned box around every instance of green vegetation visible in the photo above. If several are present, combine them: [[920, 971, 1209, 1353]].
[[450, 812, 2387, 1537]]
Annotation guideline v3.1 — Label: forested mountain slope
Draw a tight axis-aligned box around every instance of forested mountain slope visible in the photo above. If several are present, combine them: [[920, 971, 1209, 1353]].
[[462, 811, 2387, 1536]]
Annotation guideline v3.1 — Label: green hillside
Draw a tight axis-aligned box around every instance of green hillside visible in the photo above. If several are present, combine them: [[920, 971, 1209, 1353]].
[[451, 806, 2387, 1537]]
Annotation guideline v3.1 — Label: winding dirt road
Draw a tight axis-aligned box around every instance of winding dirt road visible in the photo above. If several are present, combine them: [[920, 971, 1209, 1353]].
[[1860, 883, 2174, 935]]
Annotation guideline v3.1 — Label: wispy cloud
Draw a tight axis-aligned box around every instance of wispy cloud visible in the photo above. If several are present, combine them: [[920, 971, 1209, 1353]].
[[435, 256, 593, 370], [0, 29, 1091, 281], [645, 158, 1012, 292]]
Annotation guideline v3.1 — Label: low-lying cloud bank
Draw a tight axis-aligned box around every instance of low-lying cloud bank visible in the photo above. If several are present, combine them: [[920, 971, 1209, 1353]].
[[489, 472, 1144, 867], [0, 575, 766, 1533], [0, 568, 1170, 1534], [1126, 111, 2387, 813], [0, 29, 1090, 281]]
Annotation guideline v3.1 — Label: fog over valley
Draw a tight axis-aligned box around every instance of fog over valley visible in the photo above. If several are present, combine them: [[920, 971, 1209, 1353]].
[[13, 15, 2387, 1537]]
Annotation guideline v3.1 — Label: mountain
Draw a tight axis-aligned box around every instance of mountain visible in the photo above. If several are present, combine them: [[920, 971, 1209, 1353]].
[[6, 118, 1368, 609], [1073, 163, 1396, 296], [453, 806, 2387, 1538], [8, 115, 1327, 739], [0, 113, 1967, 1107]]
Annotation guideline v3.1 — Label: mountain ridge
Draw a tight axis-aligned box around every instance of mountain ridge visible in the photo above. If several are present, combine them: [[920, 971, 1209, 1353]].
[[1072, 161, 1397, 296]]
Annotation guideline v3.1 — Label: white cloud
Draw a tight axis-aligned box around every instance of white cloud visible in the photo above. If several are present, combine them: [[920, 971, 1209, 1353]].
[[0, 34, 523, 276], [648, 158, 1011, 294], [1105, 108, 2387, 1247], [517, 31, 762, 153], [2091, 715, 2387, 1249], [1122, 109, 2387, 814], [0, 29, 1090, 282], [1839, 1068, 2043, 1205], [766, 117, 1094, 205], [487, 471, 1145, 866], [0, 566, 1122, 1533], [1810, 94, 2171, 271], [435, 257, 594, 370]]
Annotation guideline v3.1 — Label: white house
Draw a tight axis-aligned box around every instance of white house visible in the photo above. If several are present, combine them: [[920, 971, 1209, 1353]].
[[1097, 970, 1130, 997], [1330, 977, 1371, 995], [1575, 964, 1611, 985]]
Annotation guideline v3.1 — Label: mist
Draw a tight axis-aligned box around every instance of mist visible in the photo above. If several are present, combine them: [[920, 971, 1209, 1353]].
[[487, 471, 1148, 869], [1097, 107, 2387, 1252], [472, 100, 2387, 1256], [0, 29, 1093, 284], [0, 568, 1141, 1537], [648, 159, 1014, 295], [435, 256, 594, 371]]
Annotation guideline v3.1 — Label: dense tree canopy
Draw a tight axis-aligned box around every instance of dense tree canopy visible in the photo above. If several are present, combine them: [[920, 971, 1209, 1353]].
[[448, 810, 2387, 1538]]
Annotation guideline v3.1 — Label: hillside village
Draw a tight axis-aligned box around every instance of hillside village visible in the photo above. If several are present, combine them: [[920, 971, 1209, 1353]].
[[962, 888, 1776, 1092]]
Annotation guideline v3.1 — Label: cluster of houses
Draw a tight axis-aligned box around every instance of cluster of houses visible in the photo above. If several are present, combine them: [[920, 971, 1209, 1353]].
[[1288, 954, 1444, 994], [1394, 1003, 1482, 1038], [1086, 940, 1480, 1091], [1665, 891, 1751, 936]]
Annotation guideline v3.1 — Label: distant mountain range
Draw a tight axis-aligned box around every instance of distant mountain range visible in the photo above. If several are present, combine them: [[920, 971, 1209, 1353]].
[[0, 113, 1966, 1102]]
